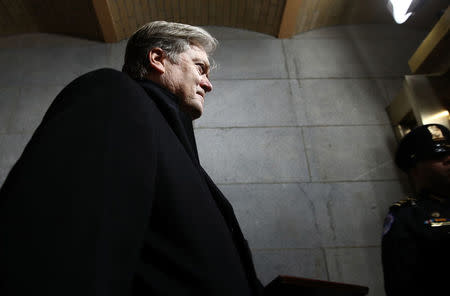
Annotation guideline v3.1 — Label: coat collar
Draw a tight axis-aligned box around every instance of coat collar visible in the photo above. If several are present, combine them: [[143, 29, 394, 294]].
[[137, 79, 200, 166]]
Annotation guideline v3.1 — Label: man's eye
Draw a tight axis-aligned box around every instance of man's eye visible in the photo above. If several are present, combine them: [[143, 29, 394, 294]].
[[196, 64, 204, 73]]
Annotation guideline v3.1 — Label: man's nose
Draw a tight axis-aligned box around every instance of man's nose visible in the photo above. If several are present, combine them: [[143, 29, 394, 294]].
[[200, 78, 213, 93]]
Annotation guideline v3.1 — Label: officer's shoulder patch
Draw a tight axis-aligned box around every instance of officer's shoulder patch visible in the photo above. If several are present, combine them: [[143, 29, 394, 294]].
[[389, 196, 417, 211], [383, 213, 395, 236]]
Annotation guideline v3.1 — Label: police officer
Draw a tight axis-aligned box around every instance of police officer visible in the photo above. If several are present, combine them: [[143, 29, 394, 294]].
[[382, 123, 450, 296]]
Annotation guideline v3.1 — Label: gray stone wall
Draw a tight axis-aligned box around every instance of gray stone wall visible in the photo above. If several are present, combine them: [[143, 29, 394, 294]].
[[0, 24, 427, 295]]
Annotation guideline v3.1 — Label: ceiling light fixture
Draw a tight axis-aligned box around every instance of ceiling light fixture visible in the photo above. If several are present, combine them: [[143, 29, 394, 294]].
[[387, 0, 424, 24]]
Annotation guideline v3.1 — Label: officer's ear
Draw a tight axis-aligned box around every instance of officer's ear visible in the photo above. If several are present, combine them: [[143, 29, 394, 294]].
[[409, 162, 428, 191], [148, 48, 167, 74], [409, 166, 418, 179]]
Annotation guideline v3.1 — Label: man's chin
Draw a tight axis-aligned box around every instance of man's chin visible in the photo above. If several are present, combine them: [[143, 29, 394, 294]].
[[180, 99, 203, 119], [190, 108, 203, 120], [183, 105, 203, 120], [190, 100, 204, 119]]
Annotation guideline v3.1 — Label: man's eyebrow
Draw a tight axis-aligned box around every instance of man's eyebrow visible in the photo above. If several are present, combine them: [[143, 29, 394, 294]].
[[194, 59, 210, 73], [194, 57, 210, 66]]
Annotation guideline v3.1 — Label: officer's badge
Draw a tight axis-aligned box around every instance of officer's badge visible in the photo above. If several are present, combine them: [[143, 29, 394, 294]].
[[383, 213, 394, 236], [428, 125, 445, 141], [431, 212, 440, 218]]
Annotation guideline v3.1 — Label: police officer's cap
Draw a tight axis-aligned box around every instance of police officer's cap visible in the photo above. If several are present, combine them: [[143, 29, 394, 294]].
[[395, 124, 450, 172]]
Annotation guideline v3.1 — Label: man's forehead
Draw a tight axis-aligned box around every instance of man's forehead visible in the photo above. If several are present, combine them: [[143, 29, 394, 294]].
[[187, 45, 209, 60]]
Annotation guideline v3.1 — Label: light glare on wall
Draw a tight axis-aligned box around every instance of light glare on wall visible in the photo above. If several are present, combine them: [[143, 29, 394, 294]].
[[426, 110, 450, 122], [387, 0, 414, 24]]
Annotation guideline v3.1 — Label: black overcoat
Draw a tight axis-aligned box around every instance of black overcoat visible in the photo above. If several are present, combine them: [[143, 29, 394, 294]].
[[0, 68, 263, 295]]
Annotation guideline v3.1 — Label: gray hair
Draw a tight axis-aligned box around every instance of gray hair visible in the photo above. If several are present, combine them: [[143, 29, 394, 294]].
[[122, 21, 218, 80]]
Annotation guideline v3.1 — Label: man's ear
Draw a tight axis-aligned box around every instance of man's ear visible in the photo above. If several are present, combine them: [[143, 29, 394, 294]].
[[148, 48, 166, 74]]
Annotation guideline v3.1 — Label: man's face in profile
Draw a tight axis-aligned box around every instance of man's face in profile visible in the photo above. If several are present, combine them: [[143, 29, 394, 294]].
[[162, 45, 213, 119]]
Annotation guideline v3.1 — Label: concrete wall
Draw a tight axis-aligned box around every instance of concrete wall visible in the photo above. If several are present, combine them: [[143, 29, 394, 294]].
[[0, 24, 427, 295]]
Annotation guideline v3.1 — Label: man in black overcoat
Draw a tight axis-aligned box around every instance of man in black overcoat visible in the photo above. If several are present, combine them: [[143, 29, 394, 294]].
[[382, 124, 450, 295], [0, 21, 263, 296]]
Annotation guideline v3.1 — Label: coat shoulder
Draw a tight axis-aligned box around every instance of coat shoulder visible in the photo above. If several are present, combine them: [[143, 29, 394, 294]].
[[389, 196, 418, 212], [42, 68, 158, 123], [382, 197, 417, 237], [72, 68, 141, 93]]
